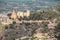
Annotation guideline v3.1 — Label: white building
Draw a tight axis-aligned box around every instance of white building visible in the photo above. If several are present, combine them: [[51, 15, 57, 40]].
[[17, 10, 30, 18], [17, 11, 24, 18]]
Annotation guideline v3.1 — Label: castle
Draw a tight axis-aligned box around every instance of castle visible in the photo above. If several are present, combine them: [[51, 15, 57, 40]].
[[11, 10, 30, 19], [11, 10, 17, 19]]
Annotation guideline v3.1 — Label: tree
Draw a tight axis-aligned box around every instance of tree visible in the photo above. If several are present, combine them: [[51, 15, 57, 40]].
[[23, 16, 28, 20], [13, 21, 16, 24], [41, 21, 49, 33], [54, 22, 60, 40], [18, 16, 23, 21]]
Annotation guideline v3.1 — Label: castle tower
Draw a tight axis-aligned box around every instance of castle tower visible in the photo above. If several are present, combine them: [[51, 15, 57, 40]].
[[23, 12, 27, 17], [23, 10, 30, 17], [11, 10, 17, 19], [17, 11, 23, 18], [26, 10, 30, 17]]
